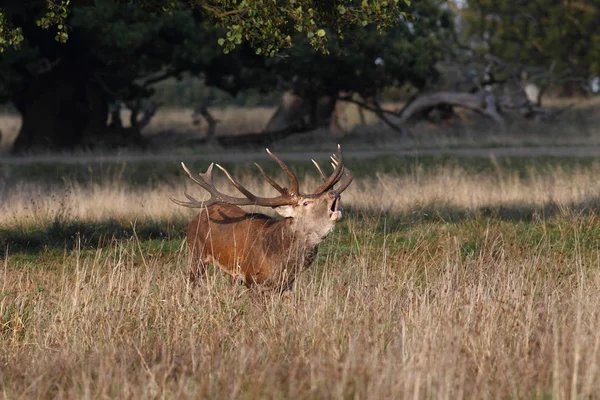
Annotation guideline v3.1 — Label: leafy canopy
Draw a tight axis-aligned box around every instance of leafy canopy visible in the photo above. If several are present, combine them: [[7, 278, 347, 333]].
[[264, 0, 452, 97], [462, 0, 600, 78], [0, 0, 412, 55]]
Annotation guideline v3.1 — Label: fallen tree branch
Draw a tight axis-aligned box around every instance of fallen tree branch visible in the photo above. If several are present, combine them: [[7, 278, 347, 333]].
[[140, 68, 184, 88], [338, 95, 399, 117], [338, 95, 408, 135], [394, 90, 506, 126]]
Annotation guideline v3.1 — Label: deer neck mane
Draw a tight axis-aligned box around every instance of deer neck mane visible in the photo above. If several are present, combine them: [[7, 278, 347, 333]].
[[262, 217, 320, 275], [272, 216, 330, 249]]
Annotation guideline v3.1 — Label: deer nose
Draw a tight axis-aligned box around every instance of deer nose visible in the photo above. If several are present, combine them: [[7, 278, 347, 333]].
[[328, 191, 340, 200]]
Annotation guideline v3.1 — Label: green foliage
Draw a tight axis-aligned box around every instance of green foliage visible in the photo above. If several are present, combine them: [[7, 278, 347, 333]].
[[263, 0, 453, 96], [0, 12, 23, 52], [64, 2, 278, 101], [35, 0, 71, 44], [0, 0, 412, 55], [463, 0, 600, 78], [199, 0, 413, 56]]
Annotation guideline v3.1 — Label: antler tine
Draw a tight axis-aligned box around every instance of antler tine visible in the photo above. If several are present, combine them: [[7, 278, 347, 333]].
[[169, 192, 206, 208], [330, 155, 339, 171], [328, 154, 352, 193], [311, 159, 327, 181], [215, 164, 261, 200], [266, 148, 300, 195], [181, 162, 214, 192], [170, 163, 220, 208], [335, 167, 353, 194], [313, 144, 345, 194], [197, 163, 217, 187], [212, 163, 299, 207], [254, 162, 287, 195]]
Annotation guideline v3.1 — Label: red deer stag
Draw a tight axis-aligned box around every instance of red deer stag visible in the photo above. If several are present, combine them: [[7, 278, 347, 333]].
[[171, 146, 353, 291]]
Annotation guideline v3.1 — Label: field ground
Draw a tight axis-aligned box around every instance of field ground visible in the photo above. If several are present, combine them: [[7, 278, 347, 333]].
[[3, 147, 600, 398], [3, 98, 600, 398]]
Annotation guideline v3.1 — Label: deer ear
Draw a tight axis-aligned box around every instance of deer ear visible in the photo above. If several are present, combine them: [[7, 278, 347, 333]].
[[274, 205, 295, 218]]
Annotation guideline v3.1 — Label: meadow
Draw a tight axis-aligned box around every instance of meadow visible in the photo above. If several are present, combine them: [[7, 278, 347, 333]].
[[2, 149, 600, 398]]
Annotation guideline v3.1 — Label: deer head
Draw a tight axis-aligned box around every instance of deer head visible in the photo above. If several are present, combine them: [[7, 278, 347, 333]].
[[171, 146, 353, 290]]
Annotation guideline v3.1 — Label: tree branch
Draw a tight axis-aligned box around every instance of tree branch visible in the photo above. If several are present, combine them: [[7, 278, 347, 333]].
[[140, 68, 183, 88], [338, 94, 407, 135], [338, 95, 399, 117]]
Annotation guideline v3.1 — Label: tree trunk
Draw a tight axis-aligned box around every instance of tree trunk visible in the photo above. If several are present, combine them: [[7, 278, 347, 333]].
[[393, 90, 505, 126], [263, 91, 311, 133], [193, 105, 219, 143], [12, 61, 95, 153], [263, 91, 339, 134], [10, 60, 142, 154], [329, 99, 348, 137]]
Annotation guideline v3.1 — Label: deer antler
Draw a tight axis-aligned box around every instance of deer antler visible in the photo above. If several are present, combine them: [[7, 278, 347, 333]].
[[331, 156, 353, 194], [311, 159, 327, 181], [265, 148, 300, 195], [172, 146, 352, 208], [311, 144, 351, 194], [171, 147, 305, 208], [170, 161, 298, 208], [253, 162, 287, 195]]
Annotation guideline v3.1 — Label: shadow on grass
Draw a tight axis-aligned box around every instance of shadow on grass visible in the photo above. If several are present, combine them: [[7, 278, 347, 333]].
[[1, 217, 188, 257], [4, 197, 600, 258], [345, 197, 600, 233]]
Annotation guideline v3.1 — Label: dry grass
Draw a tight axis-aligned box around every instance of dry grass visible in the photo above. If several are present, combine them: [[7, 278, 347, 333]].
[[3, 159, 600, 398], [3, 162, 600, 228], [144, 106, 275, 137]]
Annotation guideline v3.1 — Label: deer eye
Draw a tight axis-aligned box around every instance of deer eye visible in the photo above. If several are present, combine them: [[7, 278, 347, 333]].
[[303, 201, 311, 207]]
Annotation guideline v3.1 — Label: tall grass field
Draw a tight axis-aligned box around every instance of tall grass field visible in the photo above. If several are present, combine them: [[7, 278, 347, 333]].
[[2, 154, 600, 398]]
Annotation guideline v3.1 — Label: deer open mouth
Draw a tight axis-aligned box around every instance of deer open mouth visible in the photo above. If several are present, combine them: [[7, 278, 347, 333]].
[[329, 197, 342, 221]]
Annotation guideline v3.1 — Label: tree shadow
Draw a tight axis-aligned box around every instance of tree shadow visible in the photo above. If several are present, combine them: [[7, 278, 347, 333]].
[[5, 197, 600, 258], [345, 196, 600, 233], [1, 218, 188, 257]]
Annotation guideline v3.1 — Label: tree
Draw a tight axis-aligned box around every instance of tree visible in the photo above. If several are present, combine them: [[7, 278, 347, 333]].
[[258, 0, 453, 135], [460, 0, 600, 94], [0, 0, 412, 153], [381, 0, 600, 130], [2, 3, 214, 151]]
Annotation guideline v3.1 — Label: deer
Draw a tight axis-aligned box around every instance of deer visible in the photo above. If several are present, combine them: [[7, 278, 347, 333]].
[[171, 145, 353, 291]]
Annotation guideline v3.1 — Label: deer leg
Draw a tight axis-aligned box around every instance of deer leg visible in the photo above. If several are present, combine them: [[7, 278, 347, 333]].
[[188, 241, 208, 284], [189, 258, 207, 283]]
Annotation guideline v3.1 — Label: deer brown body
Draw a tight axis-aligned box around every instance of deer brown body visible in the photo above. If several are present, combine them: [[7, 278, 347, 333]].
[[172, 146, 352, 291]]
